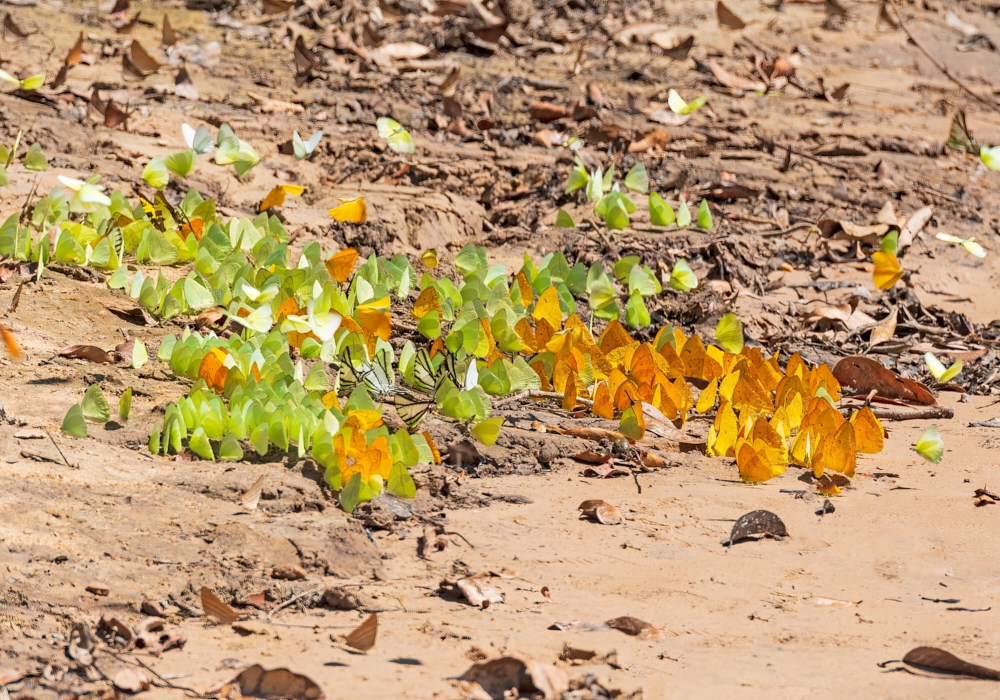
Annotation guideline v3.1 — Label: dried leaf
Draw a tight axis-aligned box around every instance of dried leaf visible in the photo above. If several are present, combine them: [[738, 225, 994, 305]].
[[628, 127, 670, 152], [868, 307, 898, 349], [458, 657, 569, 700], [444, 572, 505, 607], [613, 22, 671, 44], [578, 499, 622, 525], [898, 205, 933, 252], [726, 510, 787, 546], [529, 101, 571, 122], [832, 356, 937, 406], [902, 647, 1000, 680], [709, 59, 766, 92], [58, 344, 114, 364], [605, 616, 662, 639]]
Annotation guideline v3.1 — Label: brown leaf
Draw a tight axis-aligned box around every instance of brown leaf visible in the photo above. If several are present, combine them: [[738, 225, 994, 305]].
[[578, 499, 622, 525], [709, 60, 766, 92], [458, 657, 569, 700], [200, 586, 239, 624], [528, 101, 570, 122], [104, 299, 157, 326], [605, 616, 662, 639], [369, 41, 432, 66], [628, 126, 670, 152], [898, 205, 933, 252], [832, 356, 937, 406], [342, 613, 378, 651], [58, 344, 114, 364], [586, 82, 608, 109], [868, 307, 898, 349], [903, 647, 1000, 680], [613, 22, 671, 44], [726, 509, 787, 545], [262, 0, 295, 13], [817, 219, 888, 243], [229, 665, 325, 700], [716, 0, 747, 29]]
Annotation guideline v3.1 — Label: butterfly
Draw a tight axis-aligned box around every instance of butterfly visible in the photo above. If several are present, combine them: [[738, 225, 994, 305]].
[[329, 197, 367, 223], [335, 345, 396, 398], [948, 110, 978, 152], [872, 251, 903, 290], [667, 259, 698, 292], [183, 123, 214, 154], [376, 117, 415, 155], [162, 13, 178, 46], [668, 89, 707, 115], [924, 353, 963, 383], [714, 312, 744, 354], [935, 232, 986, 258], [293, 130, 322, 160], [914, 424, 944, 464], [200, 587, 239, 624], [342, 613, 378, 651], [393, 391, 436, 430], [0, 69, 44, 91], [412, 347, 443, 393]]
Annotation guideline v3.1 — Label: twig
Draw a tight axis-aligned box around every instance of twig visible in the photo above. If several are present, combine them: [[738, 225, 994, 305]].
[[756, 222, 817, 238], [887, 0, 1000, 111], [837, 405, 955, 421], [267, 585, 323, 623], [778, 144, 852, 172], [43, 426, 75, 469]]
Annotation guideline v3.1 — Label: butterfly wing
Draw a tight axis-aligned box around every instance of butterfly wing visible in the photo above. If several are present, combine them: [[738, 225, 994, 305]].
[[393, 392, 434, 430]]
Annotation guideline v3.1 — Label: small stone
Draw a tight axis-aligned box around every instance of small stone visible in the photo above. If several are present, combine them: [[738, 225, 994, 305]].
[[86, 583, 110, 597], [141, 600, 165, 617], [14, 429, 45, 440], [271, 564, 307, 580]]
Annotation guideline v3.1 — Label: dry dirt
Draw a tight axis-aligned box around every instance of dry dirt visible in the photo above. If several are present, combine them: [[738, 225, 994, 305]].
[[4, 0, 1000, 697]]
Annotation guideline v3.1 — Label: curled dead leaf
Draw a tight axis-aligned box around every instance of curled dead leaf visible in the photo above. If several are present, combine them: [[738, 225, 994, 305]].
[[578, 499, 622, 525], [832, 356, 937, 406], [709, 60, 767, 92], [441, 572, 505, 608], [528, 101, 571, 122], [58, 344, 114, 364], [457, 657, 569, 700], [605, 616, 662, 639]]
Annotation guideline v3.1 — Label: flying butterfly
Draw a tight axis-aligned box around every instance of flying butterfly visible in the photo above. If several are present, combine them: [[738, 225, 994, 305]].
[[0, 69, 44, 91], [914, 424, 944, 464], [935, 232, 986, 258]]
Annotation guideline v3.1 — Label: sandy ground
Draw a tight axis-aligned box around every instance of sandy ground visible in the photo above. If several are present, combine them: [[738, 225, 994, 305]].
[[4, 0, 1000, 697]]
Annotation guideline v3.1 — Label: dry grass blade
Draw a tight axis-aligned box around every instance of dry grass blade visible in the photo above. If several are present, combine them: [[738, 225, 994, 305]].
[[201, 586, 239, 623], [342, 613, 378, 651], [162, 14, 178, 46], [716, 0, 746, 29], [241, 474, 265, 510], [130, 40, 163, 73]]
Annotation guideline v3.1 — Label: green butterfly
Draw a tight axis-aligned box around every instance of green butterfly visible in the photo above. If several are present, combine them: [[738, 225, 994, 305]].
[[715, 312, 744, 354], [914, 424, 944, 464], [0, 69, 44, 91], [376, 117, 415, 155], [668, 89, 707, 115], [668, 259, 698, 292]]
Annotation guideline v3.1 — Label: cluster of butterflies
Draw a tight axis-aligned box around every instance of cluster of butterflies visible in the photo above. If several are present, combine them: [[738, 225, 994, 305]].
[[332, 343, 461, 431]]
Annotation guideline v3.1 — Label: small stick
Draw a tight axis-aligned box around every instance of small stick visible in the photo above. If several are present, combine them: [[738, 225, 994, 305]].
[[887, 0, 1000, 111], [837, 405, 954, 421], [267, 585, 323, 623], [43, 427, 75, 469]]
